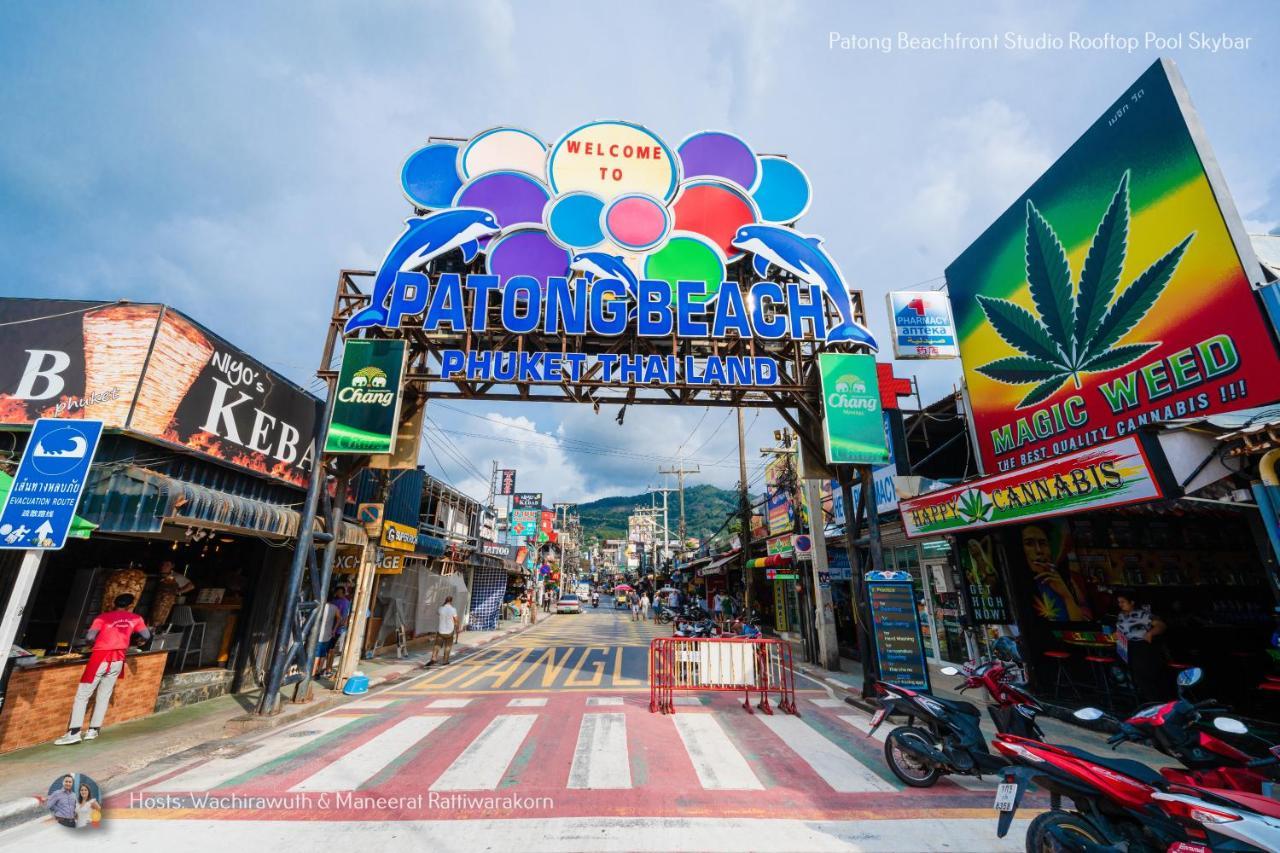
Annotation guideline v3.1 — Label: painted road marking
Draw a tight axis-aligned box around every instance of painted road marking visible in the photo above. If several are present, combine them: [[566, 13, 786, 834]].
[[431, 714, 537, 791], [587, 696, 624, 706], [427, 698, 472, 708], [839, 713, 888, 743], [567, 713, 630, 789], [672, 714, 763, 790], [810, 698, 845, 708], [292, 716, 448, 791], [345, 698, 395, 709], [150, 716, 356, 791], [507, 697, 547, 707], [673, 697, 703, 706], [759, 715, 895, 792]]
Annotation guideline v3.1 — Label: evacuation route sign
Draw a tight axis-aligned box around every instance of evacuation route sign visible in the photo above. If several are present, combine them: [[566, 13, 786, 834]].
[[0, 418, 104, 549]]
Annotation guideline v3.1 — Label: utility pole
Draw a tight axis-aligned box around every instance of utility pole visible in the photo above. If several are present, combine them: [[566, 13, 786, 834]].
[[658, 462, 699, 555], [647, 481, 675, 567], [736, 407, 752, 613]]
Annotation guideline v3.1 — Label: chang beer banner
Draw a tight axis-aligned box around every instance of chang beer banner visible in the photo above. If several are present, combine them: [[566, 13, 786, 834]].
[[899, 436, 1163, 538], [819, 353, 889, 465], [947, 59, 1280, 476], [325, 339, 408, 454]]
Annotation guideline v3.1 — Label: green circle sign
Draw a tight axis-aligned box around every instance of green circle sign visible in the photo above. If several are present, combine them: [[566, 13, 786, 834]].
[[643, 232, 727, 304]]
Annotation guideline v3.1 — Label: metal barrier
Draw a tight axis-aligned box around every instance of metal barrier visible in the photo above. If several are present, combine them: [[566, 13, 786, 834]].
[[649, 636, 798, 715]]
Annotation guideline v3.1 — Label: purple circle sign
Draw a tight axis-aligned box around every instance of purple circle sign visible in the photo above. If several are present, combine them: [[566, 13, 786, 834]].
[[485, 227, 571, 290], [454, 171, 551, 234], [677, 131, 759, 192]]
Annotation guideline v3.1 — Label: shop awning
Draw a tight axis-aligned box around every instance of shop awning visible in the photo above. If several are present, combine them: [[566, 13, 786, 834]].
[[746, 553, 792, 570], [80, 465, 365, 542], [697, 551, 740, 577]]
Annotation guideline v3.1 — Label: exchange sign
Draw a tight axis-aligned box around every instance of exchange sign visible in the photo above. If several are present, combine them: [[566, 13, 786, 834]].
[[945, 59, 1280, 475]]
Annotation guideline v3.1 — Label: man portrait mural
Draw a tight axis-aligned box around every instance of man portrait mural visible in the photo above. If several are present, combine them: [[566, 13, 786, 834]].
[[1018, 521, 1092, 622]]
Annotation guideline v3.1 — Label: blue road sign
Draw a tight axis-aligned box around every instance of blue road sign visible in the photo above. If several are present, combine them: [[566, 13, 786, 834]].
[[0, 419, 103, 550]]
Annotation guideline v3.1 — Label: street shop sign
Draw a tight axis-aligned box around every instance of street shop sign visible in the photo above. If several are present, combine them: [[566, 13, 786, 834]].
[[900, 436, 1163, 539], [480, 540, 518, 560], [325, 339, 408, 455], [512, 492, 542, 509], [0, 300, 321, 488], [380, 519, 419, 552], [818, 353, 889, 465], [888, 291, 958, 359], [866, 570, 931, 692], [499, 469, 517, 495], [0, 418, 103, 549], [945, 59, 1280, 476]]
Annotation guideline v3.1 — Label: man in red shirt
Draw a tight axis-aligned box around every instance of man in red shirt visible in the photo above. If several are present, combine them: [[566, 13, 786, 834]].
[[55, 594, 151, 745]]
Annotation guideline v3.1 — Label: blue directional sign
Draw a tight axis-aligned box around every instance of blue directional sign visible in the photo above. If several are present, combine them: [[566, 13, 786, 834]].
[[0, 419, 103, 550]]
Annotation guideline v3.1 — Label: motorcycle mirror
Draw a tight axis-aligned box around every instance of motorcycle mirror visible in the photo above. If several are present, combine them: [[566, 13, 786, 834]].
[[939, 666, 960, 676], [1073, 707, 1105, 721], [1213, 717, 1249, 735], [1176, 667, 1203, 688]]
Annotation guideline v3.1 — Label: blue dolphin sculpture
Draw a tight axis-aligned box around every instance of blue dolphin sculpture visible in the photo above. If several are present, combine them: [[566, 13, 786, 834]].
[[731, 224, 878, 351], [570, 251, 641, 319], [345, 208, 500, 334]]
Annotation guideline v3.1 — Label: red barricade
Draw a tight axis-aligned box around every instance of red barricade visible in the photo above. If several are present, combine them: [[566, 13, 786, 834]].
[[648, 636, 798, 715]]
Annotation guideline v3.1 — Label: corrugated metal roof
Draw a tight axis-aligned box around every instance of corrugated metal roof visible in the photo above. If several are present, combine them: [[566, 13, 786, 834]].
[[1252, 233, 1280, 279]]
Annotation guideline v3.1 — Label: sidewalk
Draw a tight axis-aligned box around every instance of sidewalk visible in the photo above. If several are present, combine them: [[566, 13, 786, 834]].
[[793, 653, 1167, 770], [0, 613, 551, 829]]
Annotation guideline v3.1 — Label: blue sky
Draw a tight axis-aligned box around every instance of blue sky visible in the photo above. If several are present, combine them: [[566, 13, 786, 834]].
[[2, 1, 1277, 504]]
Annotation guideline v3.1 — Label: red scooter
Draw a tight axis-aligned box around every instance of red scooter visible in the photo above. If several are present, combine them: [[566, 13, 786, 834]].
[[1073, 668, 1280, 795]]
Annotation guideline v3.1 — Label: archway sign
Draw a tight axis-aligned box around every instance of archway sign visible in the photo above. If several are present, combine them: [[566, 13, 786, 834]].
[[258, 123, 883, 712], [325, 122, 877, 448]]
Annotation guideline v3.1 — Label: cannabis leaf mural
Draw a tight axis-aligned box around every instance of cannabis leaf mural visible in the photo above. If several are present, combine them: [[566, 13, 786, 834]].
[[975, 172, 1195, 408], [956, 488, 993, 524]]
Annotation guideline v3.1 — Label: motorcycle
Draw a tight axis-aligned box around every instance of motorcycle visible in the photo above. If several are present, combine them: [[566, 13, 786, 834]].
[[868, 657, 1044, 787], [1072, 667, 1280, 795], [591, 593, 599, 608]]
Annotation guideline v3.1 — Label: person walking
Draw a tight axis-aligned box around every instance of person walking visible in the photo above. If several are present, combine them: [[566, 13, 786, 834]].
[[629, 591, 640, 621], [56, 594, 151, 745], [426, 595, 460, 667], [313, 597, 340, 677], [1114, 590, 1169, 704], [639, 592, 651, 622]]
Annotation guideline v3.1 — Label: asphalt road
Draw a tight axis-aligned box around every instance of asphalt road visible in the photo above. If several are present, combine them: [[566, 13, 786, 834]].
[[0, 607, 1027, 851]]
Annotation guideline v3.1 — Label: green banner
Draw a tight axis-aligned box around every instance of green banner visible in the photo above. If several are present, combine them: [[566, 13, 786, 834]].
[[325, 339, 407, 454], [819, 353, 889, 465]]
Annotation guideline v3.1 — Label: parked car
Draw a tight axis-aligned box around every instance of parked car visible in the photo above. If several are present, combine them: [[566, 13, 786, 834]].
[[556, 594, 581, 614]]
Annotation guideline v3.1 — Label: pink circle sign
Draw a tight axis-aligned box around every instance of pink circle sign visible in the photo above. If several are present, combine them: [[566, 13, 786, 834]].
[[602, 193, 670, 252]]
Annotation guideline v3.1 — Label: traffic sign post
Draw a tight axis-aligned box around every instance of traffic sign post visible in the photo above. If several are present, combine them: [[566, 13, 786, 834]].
[[0, 419, 104, 713]]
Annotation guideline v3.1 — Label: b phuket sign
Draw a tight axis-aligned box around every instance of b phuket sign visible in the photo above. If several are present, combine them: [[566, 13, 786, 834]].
[[346, 122, 877, 388]]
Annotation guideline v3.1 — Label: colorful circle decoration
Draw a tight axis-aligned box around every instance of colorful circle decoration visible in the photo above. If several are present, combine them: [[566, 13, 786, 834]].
[[677, 131, 759, 192], [545, 192, 605, 249], [485, 227, 571, 291], [401, 143, 463, 209], [454, 171, 551, 237], [547, 120, 681, 203], [459, 127, 547, 181], [602, 193, 671, 252], [752, 155, 811, 223], [671, 179, 760, 261], [643, 232, 727, 305]]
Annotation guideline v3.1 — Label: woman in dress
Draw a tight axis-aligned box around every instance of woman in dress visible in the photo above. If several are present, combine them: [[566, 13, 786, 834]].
[[75, 782, 100, 828]]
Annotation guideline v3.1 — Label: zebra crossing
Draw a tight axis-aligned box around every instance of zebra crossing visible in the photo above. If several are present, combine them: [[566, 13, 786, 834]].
[[119, 692, 999, 819]]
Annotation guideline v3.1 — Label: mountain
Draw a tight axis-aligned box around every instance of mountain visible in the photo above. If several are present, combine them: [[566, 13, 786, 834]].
[[576, 484, 749, 544]]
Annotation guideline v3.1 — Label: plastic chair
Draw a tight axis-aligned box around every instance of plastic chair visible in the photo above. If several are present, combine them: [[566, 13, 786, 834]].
[[1085, 653, 1120, 709]]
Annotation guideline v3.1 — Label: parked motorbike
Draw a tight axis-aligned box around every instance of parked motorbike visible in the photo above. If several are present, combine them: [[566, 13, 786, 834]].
[[868, 658, 1044, 787], [1073, 667, 1280, 795]]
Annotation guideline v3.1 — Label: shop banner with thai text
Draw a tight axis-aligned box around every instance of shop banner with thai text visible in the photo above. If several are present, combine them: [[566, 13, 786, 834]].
[[900, 436, 1162, 538]]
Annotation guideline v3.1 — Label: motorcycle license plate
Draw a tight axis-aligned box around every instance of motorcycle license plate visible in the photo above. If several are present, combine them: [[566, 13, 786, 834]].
[[993, 782, 1018, 812], [868, 708, 886, 731]]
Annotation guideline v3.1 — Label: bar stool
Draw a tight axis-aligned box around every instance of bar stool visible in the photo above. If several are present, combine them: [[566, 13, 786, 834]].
[[1085, 653, 1120, 709], [1042, 650, 1077, 700]]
